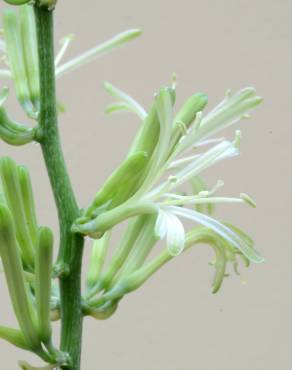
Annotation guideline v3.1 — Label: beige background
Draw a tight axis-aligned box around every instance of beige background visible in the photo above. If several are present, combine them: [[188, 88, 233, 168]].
[[0, 0, 291, 369]]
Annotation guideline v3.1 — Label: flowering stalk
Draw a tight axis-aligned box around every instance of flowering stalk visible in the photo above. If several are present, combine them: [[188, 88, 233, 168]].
[[33, 4, 83, 370]]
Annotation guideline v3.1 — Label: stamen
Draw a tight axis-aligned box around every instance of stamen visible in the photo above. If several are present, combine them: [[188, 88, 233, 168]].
[[160, 195, 245, 207], [209, 179, 224, 195], [167, 153, 200, 170], [55, 34, 75, 67], [240, 193, 256, 208], [225, 89, 232, 99], [0, 69, 11, 78], [197, 190, 209, 197], [171, 72, 177, 90], [168, 175, 178, 183], [193, 137, 224, 148], [175, 120, 188, 135], [234, 130, 242, 148]]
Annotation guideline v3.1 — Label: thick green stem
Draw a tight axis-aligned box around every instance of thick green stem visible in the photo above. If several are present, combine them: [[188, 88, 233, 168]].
[[34, 5, 84, 370]]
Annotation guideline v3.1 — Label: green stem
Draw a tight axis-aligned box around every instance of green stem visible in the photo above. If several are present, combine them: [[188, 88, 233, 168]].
[[34, 5, 84, 370]]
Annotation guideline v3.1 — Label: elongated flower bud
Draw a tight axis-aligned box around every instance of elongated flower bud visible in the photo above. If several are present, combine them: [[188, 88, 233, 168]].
[[0, 107, 36, 145], [99, 215, 146, 291], [19, 5, 40, 110], [116, 215, 157, 279], [3, 9, 36, 118], [168, 92, 208, 154], [104, 251, 169, 299], [0, 204, 39, 349], [4, 0, 30, 4], [128, 86, 174, 162], [18, 166, 39, 246], [0, 157, 35, 268], [174, 92, 208, 127], [86, 232, 111, 290], [89, 215, 157, 306], [86, 302, 118, 321], [128, 105, 160, 157], [85, 151, 148, 217], [35, 227, 53, 344], [19, 360, 56, 370], [0, 326, 31, 351]]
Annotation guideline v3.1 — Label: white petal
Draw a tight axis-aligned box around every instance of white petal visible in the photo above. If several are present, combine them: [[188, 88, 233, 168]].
[[165, 213, 185, 256], [168, 206, 264, 263], [194, 137, 225, 148], [140, 88, 174, 192], [160, 195, 244, 207], [167, 153, 200, 170], [172, 140, 238, 189], [154, 209, 185, 256], [154, 209, 168, 239], [198, 88, 261, 140], [56, 29, 142, 78], [104, 82, 147, 120], [154, 88, 173, 166]]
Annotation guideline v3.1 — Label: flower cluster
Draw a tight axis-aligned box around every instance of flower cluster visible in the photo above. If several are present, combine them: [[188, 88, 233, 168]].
[[72, 80, 263, 316]]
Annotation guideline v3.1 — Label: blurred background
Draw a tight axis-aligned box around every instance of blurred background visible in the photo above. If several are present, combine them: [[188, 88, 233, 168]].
[[0, 0, 291, 369]]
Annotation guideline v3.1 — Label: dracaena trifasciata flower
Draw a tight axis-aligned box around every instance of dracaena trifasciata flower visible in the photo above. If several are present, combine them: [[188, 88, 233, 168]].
[[72, 81, 263, 307]]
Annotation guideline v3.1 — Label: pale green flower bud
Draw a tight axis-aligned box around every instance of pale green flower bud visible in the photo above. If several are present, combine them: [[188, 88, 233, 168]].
[[35, 227, 54, 344], [19, 5, 40, 109], [0, 204, 40, 349], [3, 0, 30, 5], [0, 106, 36, 145], [174, 92, 208, 128], [86, 232, 111, 290], [0, 326, 31, 351], [85, 151, 149, 218], [3, 9, 37, 118], [0, 157, 36, 268]]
